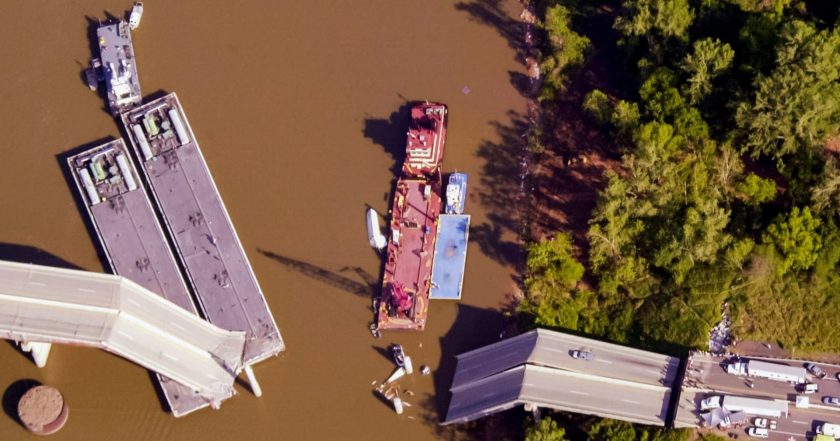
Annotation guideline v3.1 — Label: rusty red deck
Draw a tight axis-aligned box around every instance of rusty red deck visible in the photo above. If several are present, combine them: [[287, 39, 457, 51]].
[[376, 102, 447, 331]]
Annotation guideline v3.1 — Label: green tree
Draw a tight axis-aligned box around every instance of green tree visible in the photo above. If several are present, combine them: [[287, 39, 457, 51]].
[[615, 0, 694, 41], [540, 5, 590, 98], [587, 419, 637, 441], [736, 20, 840, 162], [525, 417, 569, 441], [526, 234, 585, 289], [681, 38, 734, 104], [762, 206, 822, 274], [583, 89, 612, 125], [734, 173, 777, 205]]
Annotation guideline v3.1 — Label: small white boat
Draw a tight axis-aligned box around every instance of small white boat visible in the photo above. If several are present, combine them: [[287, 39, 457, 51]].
[[129, 2, 144, 30], [366, 208, 387, 250]]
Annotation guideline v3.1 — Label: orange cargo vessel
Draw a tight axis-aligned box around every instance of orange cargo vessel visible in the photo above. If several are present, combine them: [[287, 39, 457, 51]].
[[375, 102, 447, 331]]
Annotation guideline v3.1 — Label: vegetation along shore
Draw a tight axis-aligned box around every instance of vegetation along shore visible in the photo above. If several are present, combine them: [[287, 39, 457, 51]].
[[507, 0, 840, 439]]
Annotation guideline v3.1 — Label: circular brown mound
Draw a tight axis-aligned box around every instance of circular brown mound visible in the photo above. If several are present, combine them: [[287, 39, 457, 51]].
[[17, 385, 69, 435]]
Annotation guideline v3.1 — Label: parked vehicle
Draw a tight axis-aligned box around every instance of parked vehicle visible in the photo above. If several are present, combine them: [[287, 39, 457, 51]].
[[753, 417, 777, 429], [570, 350, 593, 361], [817, 423, 840, 437], [747, 427, 769, 438], [823, 396, 840, 406], [701, 395, 722, 411], [806, 362, 827, 379], [797, 382, 819, 394]]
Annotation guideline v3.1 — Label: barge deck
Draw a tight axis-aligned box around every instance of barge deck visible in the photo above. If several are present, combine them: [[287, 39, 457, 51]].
[[121, 93, 284, 364], [66, 139, 221, 416], [376, 102, 447, 331]]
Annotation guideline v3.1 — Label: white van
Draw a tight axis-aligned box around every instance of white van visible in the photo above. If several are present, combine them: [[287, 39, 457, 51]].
[[817, 422, 840, 437]]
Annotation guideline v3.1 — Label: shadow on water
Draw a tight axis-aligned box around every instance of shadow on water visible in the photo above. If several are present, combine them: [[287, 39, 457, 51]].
[[455, 0, 523, 56], [0, 244, 83, 270], [362, 101, 412, 177], [469, 111, 529, 270], [2, 379, 41, 428], [257, 249, 377, 298], [415, 304, 512, 440]]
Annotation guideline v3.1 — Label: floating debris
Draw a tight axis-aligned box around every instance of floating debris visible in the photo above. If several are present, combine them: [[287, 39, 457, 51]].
[[405, 390, 415, 397], [385, 367, 406, 384], [461, 86, 471, 95], [371, 380, 377, 386], [408, 416, 416, 420], [421, 365, 431, 375]]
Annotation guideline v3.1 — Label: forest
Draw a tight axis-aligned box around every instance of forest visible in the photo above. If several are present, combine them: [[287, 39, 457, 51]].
[[513, 0, 840, 439]]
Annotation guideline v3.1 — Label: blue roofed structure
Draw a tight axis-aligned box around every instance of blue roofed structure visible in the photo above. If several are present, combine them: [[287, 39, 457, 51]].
[[430, 214, 470, 300]]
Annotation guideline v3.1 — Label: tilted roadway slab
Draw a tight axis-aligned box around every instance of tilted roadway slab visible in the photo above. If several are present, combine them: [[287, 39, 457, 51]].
[[445, 364, 673, 426], [451, 329, 681, 390], [444, 328, 680, 426], [0, 259, 245, 406]]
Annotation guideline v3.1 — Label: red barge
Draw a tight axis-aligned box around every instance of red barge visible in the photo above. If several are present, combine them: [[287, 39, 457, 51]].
[[376, 102, 448, 331]]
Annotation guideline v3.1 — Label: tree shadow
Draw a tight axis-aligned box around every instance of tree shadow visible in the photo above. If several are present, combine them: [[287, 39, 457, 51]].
[[2, 379, 41, 429], [455, 0, 523, 56], [415, 304, 509, 439], [257, 249, 377, 298], [362, 101, 412, 178], [470, 112, 530, 270]]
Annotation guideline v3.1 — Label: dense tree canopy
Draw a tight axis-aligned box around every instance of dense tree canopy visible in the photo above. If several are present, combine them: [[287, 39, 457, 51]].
[[520, 0, 840, 438]]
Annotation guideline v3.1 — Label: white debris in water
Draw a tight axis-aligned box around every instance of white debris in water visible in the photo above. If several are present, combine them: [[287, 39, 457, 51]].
[[421, 365, 431, 376], [371, 380, 377, 386]]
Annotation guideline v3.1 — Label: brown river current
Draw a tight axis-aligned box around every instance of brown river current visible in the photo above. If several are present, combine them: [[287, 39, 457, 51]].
[[0, 1, 526, 439]]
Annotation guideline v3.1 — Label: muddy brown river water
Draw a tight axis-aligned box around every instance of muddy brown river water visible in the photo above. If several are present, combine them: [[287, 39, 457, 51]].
[[0, 1, 526, 439]]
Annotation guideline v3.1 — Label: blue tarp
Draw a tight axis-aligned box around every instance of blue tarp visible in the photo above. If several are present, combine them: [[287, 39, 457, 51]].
[[430, 214, 470, 300]]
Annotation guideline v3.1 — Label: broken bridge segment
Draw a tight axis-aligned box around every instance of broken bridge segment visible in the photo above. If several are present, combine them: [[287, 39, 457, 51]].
[[0, 259, 246, 407]]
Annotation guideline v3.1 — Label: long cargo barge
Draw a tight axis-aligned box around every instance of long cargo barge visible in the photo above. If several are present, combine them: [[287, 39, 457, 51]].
[[121, 93, 284, 364], [430, 173, 470, 300], [376, 102, 447, 331], [66, 139, 218, 416]]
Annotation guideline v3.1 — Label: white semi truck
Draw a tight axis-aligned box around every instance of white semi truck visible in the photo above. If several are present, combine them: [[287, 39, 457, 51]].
[[726, 359, 806, 383]]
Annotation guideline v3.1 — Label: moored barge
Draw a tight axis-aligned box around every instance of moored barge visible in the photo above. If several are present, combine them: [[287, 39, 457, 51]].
[[66, 139, 219, 416], [121, 92, 284, 365], [376, 102, 447, 331]]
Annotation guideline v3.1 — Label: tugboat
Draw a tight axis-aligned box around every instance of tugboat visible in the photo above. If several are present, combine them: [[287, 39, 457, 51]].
[[445, 172, 468, 215], [375, 102, 447, 331], [85, 5, 143, 116]]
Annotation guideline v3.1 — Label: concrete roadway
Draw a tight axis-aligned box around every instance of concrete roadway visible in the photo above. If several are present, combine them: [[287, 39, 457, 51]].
[[531, 330, 681, 386], [676, 353, 840, 440]]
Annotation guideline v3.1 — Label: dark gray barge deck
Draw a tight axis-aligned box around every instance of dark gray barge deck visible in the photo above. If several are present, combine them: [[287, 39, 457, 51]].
[[66, 139, 219, 417], [121, 92, 284, 365]]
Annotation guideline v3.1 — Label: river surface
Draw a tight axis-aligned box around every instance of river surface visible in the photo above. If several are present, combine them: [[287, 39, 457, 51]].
[[0, 1, 526, 440]]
